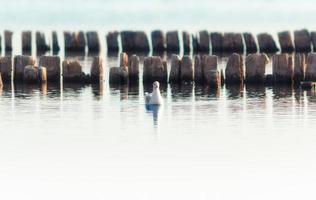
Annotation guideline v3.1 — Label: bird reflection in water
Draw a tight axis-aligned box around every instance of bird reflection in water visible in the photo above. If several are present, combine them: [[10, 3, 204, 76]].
[[145, 104, 162, 126]]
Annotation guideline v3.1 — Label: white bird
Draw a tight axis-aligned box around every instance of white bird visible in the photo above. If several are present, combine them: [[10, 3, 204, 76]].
[[145, 81, 163, 105]]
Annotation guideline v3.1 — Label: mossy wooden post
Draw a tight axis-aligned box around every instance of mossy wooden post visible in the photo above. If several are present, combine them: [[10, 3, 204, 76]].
[[245, 53, 269, 84], [39, 56, 61, 82], [166, 31, 179, 52], [225, 53, 244, 84], [0, 56, 12, 82], [272, 54, 294, 84], [169, 54, 181, 83], [90, 57, 103, 83], [257, 33, 278, 53], [14, 55, 36, 82]]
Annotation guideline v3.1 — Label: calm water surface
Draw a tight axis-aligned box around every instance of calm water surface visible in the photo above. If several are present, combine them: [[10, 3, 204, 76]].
[[1, 77, 316, 200], [1, 0, 316, 199]]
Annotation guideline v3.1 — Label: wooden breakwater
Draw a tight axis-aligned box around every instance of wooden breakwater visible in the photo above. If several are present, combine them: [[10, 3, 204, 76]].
[[109, 52, 312, 88], [1, 29, 316, 89], [1, 52, 316, 90], [108, 29, 315, 54], [0, 29, 315, 54], [0, 55, 103, 86]]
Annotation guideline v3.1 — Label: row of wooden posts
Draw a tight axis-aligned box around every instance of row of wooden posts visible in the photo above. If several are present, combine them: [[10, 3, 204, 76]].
[[0, 55, 103, 86], [0, 29, 316, 54], [0, 52, 316, 88], [109, 52, 315, 87]]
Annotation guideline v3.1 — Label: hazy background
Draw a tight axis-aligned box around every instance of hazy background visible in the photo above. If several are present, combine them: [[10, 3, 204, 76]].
[[0, 0, 315, 31]]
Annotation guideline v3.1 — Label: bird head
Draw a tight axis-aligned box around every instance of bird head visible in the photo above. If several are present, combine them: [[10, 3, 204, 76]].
[[153, 81, 160, 89]]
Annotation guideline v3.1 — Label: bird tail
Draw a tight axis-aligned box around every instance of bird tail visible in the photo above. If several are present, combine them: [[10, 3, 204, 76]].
[[145, 93, 151, 104]]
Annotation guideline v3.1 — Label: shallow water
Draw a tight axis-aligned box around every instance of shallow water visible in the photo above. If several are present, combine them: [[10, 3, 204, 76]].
[[1, 0, 316, 199], [2, 81, 316, 200]]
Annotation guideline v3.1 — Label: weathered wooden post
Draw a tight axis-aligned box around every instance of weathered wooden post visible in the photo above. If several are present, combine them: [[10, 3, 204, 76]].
[[52, 31, 60, 53], [23, 65, 47, 83], [106, 31, 119, 52], [203, 55, 220, 86], [134, 31, 150, 52], [14, 55, 36, 82], [0, 56, 12, 82], [305, 53, 316, 81], [0, 73, 3, 87], [151, 30, 165, 52], [128, 55, 139, 83], [64, 31, 86, 52], [294, 29, 311, 52], [4, 30, 13, 52], [90, 57, 103, 83], [120, 52, 128, 67], [169, 54, 181, 83], [109, 67, 128, 84], [36, 31, 50, 52], [293, 53, 306, 84], [143, 57, 152, 83], [210, 32, 223, 52], [243, 32, 257, 53], [192, 34, 198, 53], [222, 33, 243, 52], [257, 33, 279, 53], [143, 56, 167, 83], [152, 57, 168, 83], [86, 31, 100, 52], [39, 56, 61, 82], [272, 54, 294, 84], [182, 31, 191, 54], [22, 31, 32, 52], [180, 55, 194, 82], [194, 55, 204, 84], [40, 67, 47, 83], [166, 31, 179, 52], [225, 53, 244, 84], [278, 31, 294, 52], [63, 60, 89, 83], [245, 53, 269, 83], [197, 30, 210, 52], [311, 32, 316, 52], [109, 52, 129, 84], [121, 31, 149, 52]]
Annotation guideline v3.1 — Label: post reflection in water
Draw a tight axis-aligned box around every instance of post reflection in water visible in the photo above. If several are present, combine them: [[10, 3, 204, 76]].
[[0, 84, 3, 96], [40, 82, 47, 95], [194, 84, 221, 100], [13, 83, 41, 98], [109, 84, 135, 100], [226, 83, 244, 99], [2, 78, 316, 128], [306, 89, 316, 103], [246, 84, 266, 99], [91, 82, 104, 99], [169, 83, 193, 99], [272, 85, 294, 99]]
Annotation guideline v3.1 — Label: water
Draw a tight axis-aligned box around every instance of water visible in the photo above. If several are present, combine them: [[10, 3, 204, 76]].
[[1, 0, 316, 199], [2, 83, 316, 200]]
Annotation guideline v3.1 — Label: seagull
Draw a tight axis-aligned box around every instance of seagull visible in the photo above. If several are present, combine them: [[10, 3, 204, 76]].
[[145, 81, 163, 105]]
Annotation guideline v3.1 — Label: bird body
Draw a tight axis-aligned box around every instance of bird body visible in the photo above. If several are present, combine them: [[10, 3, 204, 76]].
[[145, 81, 163, 105]]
